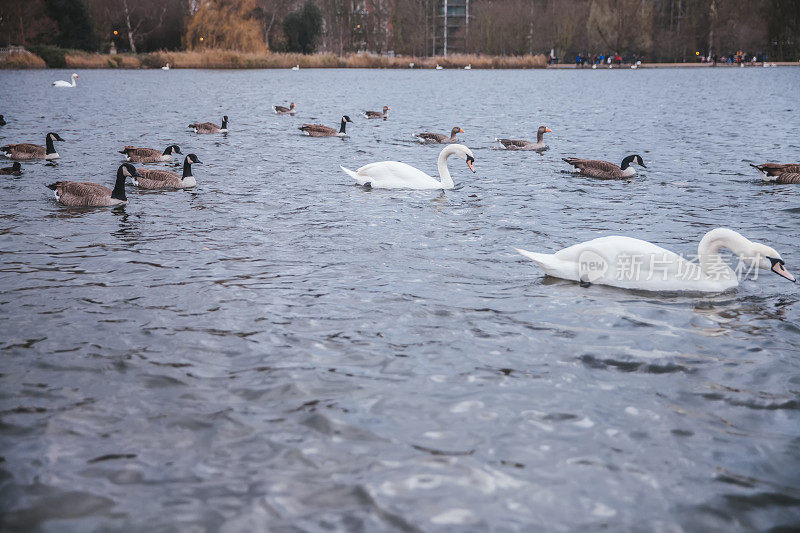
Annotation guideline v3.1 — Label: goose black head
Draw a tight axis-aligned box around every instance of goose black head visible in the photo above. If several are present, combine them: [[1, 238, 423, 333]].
[[342, 115, 353, 123], [223, 115, 229, 122], [186, 153, 202, 164], [47, 132, 65, 142], [168, 144, 182, 155], [621, 154, 646, 169], [120, 163, 142, 178], [11, 162, 21, 171]]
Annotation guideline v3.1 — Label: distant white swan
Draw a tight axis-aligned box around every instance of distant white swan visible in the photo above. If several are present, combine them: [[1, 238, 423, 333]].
[[162, 63, 170, 70], [53, 73, 79, 87], [340, 144, 475, 190], [515, 228, 795, 292], [291, 65, 300, 70], [464, 64, 472, 70], [435, 64, 443, 70]]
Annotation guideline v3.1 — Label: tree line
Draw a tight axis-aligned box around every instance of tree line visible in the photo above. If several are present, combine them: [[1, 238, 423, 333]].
[[1, 0, 797, 61]]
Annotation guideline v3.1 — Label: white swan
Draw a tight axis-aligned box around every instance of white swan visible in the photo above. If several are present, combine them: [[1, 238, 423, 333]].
[[515, 228, 795, 292], [464, 64, 472, 70], [162, 63, 170, 70], [53, 73, 79, 87], [435, 64, 443, 70], [291, 65, 300, 70], [340, 144, 475, 190]]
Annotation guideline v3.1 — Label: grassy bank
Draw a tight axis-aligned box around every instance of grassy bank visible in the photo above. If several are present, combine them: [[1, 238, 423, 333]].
[[0, 48, 46, 68], [1, 47, 547, 69]]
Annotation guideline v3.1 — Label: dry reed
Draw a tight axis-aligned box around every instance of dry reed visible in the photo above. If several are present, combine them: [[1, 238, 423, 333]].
[[0, 49, 46, 69]]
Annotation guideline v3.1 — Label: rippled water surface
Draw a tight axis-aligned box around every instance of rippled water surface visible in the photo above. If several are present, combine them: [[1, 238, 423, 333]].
[[1, 67, 799, 531]]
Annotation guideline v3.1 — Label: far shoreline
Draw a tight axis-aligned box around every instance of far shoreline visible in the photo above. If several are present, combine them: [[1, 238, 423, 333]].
[[1, 47, 797, 70]]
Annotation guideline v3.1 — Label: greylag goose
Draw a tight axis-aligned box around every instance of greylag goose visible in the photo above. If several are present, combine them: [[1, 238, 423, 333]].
[[120, 144, 182, 163], [750, 163, 800, 178], [133, 154, 201, 189], [2, 132, 64, 160], [496, 126, 552, 151], [189, 116, 228, 134], [562, 154, 646, 179], [299, 116, 353, 137], [413, 126, 463, 144], [0, 162, 22, 175], [363, 106, 390, 119], [47, 164, 139, 207], [273, 102, 296, 115]]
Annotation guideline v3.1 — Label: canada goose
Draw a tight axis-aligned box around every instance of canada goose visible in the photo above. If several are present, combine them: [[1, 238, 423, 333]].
[[0, 162, 22, 175], [134, 154, 201, 189], [188, 116, 228, 134], [363, 106, 390, 119], [496, 126, 552, 151], [562, 154, 646, 179], [2, 132, 65, 160], [299, 116, 353, 137], [47, 164, 139, 207], [120, 144, 182, 163], [750, 163, 800, 178], [273, 102, 296, 115], [0, 115, 6, 126], [515, 228, 794, 292], [53, 73, 79, 87], [413, 127, 463, 144]]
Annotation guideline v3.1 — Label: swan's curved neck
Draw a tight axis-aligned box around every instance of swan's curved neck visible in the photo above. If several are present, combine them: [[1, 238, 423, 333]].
[[697, 228, 752, 276], [436, 146, 458, 189]]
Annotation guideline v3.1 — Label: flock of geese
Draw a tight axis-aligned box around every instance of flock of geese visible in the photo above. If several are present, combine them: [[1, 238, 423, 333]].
[[1, 76, 797, 293]]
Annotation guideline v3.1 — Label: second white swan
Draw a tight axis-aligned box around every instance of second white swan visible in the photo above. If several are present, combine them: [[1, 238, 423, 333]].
[[340, 144, 475, 190], [515, 228, 794, 292]]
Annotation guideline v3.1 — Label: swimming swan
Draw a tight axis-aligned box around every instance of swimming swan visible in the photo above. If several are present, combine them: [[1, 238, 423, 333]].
[[53, 73, 79, 87], [340, 144, 475, 190], [515, 228, 795, 292]]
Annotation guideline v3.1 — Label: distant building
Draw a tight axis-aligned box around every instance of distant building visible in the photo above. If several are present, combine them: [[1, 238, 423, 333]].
[[433, 0, 469, 56]]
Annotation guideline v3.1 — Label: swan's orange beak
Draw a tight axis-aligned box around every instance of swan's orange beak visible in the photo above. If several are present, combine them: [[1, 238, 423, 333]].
[[772, 260, 796, 282], [545, 127, 552, 132], [466, 157, 475, 173], [76, 75, 80, 79]]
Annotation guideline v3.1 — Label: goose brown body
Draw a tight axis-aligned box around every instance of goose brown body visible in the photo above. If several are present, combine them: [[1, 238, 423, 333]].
[[274, 103, 296, 115], [0, 162, 22, 175], [189, 116, 228, 134], [364, 106, 390, 119], [772, 172, 800, 184], [299, 116, 352, 137], [133, 154, 200, 189], [497, 126, 551, 151], [120, 145, 181, 163], [750, 163, 800, 177], [563, 155, 645, 179], [2, 133, 64, 160], [414, 126, 463, 144], [47, 164, 136, 206], [47, 182, 121, 206]]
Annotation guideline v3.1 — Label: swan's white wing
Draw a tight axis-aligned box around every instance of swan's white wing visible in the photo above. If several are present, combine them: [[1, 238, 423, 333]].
[[350, 161, 441, 189], [519, 236, 736, 292], [53, 80, 70, 87]]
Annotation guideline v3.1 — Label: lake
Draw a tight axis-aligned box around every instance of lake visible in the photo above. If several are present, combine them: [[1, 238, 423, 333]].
[[0, 67, 799, 531]]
